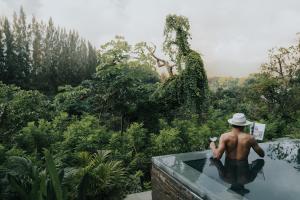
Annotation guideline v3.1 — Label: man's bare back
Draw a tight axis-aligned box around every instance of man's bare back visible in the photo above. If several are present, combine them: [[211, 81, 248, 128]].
[[210, 128, 265, 160]]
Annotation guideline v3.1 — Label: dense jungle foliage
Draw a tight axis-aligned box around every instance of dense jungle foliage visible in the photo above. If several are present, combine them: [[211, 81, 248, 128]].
[[0, 8, 300, 200]]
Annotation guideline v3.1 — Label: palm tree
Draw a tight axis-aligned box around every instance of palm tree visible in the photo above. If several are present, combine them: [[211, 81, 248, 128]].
[[4, 149, 64, 200], [5, 156, 47, 200], [74, 150, 126, 200], [4, 150, 127, 200]]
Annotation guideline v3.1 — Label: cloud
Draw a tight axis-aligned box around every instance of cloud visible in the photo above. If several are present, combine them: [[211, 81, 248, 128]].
[[0, 0, 42, 17], [0, 0, 299, 77]]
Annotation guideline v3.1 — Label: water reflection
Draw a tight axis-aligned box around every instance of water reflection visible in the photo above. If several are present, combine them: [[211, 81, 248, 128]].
[[210, 158, 265, 196]]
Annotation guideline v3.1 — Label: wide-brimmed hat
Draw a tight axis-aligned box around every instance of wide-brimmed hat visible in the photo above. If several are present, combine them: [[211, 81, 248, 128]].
[[228, 113, 252, 126]]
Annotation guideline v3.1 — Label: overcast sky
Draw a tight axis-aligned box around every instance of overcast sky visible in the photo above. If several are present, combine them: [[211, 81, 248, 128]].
[[1, 0, 299, 77]]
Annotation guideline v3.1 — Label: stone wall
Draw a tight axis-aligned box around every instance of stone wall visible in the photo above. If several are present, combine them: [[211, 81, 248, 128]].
[[151, 164, 203, 200]]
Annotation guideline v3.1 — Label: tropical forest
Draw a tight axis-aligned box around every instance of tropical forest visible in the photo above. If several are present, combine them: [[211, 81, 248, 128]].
[[0, 6, 300, 200]]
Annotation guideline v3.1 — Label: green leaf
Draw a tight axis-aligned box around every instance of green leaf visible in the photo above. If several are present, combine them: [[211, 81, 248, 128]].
[[7, 174, 29, 200], [44, 149, 64, 200]]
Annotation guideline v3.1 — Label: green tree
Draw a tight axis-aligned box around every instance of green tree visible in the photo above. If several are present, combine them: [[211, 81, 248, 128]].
[[0, 83, 52, 145], [62, 115, 111, 154], [42, 18, 60, 93], [2, 17, 17, 84], [92, 36, 160, 132], [0, 8, 97, 91], [109, 123, 151, 175], [98, 36, 130, 68], [241, 37, 300, 137], [13, 7, 31, 87], [152, 127, 182, 154], [16, 120, 56, 155], [260, 42, 300, 120], [53, 85, 91, 116], [86, 42, 97, 77], [0, 25, 5, 81], [30, 16, 44, 89], [92, 64, 159, 133]]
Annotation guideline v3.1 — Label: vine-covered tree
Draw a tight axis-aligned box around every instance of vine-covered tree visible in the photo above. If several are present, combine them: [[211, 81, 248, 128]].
[[153, 14, 209, 118]]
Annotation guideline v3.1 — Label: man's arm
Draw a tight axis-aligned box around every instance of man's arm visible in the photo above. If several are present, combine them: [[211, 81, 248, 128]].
[[251, 137, 265, 157], [210, 134, 226, 160]]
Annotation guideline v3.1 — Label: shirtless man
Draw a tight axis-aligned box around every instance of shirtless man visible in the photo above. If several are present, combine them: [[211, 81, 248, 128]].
[[210, 113, 265, 160]]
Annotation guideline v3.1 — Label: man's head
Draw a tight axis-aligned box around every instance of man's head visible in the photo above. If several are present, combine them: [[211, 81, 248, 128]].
[[228, 113, 252, 129]]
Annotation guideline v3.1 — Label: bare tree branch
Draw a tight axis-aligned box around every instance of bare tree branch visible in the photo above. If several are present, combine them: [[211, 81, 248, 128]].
[[146, 43, 176, 77]]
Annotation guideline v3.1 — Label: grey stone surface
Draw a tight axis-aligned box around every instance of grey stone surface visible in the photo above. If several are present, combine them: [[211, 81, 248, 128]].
[[125, 191, 152, 200]]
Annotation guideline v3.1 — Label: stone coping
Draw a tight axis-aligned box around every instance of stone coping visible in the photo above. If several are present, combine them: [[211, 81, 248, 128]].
[[125, 191, 152, 200]]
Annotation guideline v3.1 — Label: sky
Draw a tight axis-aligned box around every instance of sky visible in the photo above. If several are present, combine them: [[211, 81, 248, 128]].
[[0, 0, 299, 77]]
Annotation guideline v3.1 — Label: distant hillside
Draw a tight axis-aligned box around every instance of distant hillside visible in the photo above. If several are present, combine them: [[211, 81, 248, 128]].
[[208, 76, 247, 91]]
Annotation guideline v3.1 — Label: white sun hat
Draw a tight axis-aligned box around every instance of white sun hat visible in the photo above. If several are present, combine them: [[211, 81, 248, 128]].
[[228, 113, 252, 126]]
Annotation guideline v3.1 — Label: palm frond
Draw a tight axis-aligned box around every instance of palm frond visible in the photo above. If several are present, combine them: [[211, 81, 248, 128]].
[[44, 149, 64, 200]]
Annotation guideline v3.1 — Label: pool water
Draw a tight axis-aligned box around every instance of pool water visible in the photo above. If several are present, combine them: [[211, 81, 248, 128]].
[[185, 140, 300, 200]]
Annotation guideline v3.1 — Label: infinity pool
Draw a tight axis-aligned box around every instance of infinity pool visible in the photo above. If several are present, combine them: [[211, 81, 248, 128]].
[[152, 139, 300, 200]]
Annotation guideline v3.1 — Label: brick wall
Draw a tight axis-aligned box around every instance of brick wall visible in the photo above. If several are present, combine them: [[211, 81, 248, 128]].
[[151, 164, 203, 200]]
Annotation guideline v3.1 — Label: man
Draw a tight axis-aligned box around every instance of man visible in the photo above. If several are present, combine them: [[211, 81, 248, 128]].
[[210, 113, 265, 160]]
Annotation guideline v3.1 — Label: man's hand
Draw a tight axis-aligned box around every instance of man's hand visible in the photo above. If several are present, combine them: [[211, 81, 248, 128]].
[[210, 134, 226, 160], [210, 141, 216, 150]]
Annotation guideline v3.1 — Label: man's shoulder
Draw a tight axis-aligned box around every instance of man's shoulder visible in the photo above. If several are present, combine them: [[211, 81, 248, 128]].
[[222, 131, 233, 135], [240, 132, 255, 139], [220, 132, 233, 139], [221, 132, 254, 140], [239, 133, 255, 143]]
